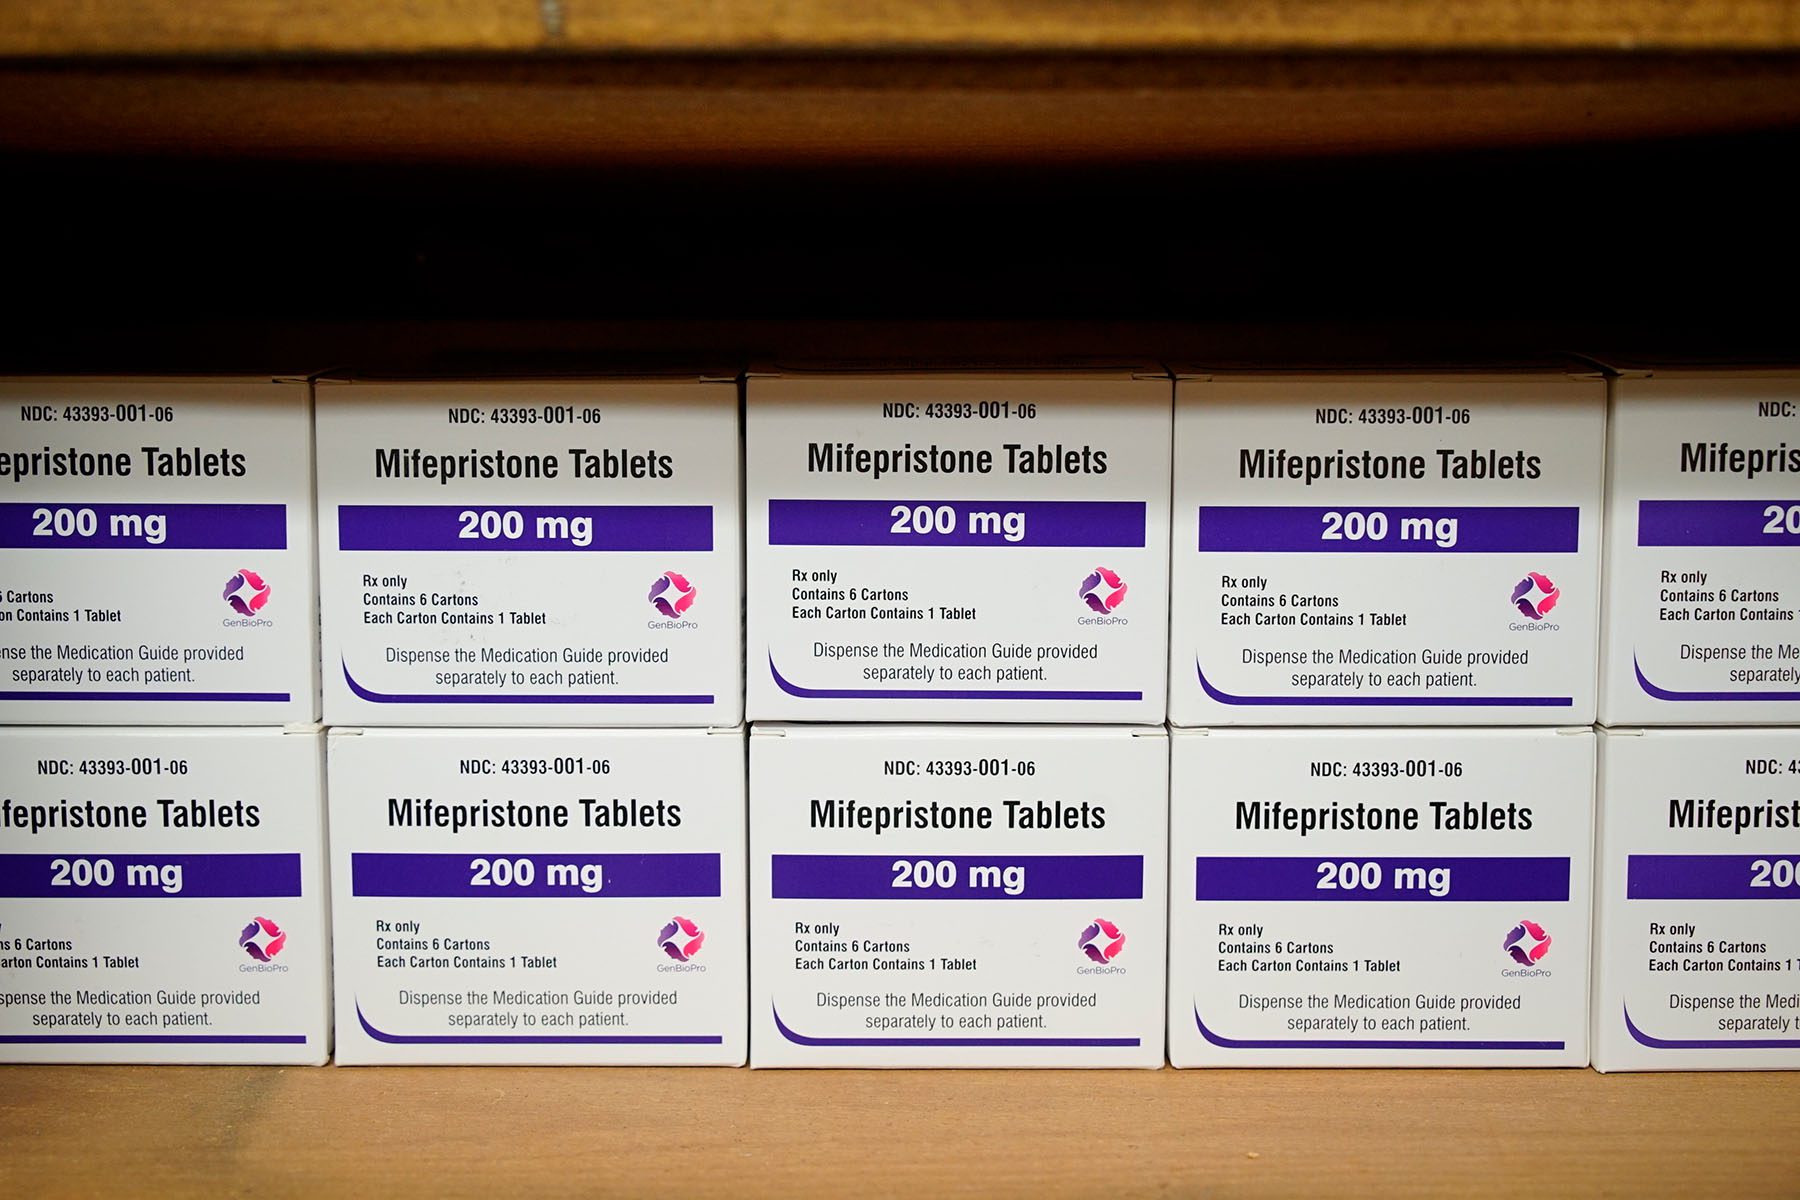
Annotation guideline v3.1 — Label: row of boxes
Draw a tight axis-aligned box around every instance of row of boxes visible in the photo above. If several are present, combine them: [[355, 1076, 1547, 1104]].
[[2, 371, 1794, 727], [2, 723, 1792, 1071]]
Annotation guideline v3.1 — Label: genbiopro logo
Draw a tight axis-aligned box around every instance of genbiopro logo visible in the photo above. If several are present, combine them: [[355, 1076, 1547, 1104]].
[[658, 915, 705, 962], [1503, 918, 1551, 966], [1510, 572, 1560, 621], [649, 570, 697, 619], [238, 916, 287, 962], [1079, 567, 1127, 614], [1078, 918, 1126, 965], [223, 568, 272, 615]]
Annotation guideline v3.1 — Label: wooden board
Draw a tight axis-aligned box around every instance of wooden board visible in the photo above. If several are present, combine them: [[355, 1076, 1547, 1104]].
[[3, 55, 1800, 166], [5, 0, 1800, 56], [2, 1065, 1797, 1196]]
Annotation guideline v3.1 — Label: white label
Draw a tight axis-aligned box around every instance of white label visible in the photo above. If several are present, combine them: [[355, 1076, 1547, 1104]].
[[1170, 377, 1604, 725], [0, 381, 317, 724], [328, 727, 745, 1064], [1592, 729, 1800, 1071], [316, 381, 741, 725], [751, 724, 1167, 1067], [1600, 378, 1800, 724], [1169, 728, 1593, 1067], [746, 376, 1171, 722], [0, 728, 328, 1063]]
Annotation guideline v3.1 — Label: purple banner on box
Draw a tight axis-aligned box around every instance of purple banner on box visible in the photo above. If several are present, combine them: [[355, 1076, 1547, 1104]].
[[0, 853, 301, 898], [1626, 854, 1800, 900], [767, 499, 1145, 547], [1197, 506, 1578, 553], [350, 852, 720, 898], [770, 854, 1142, 900], [337, 505, 712, 552], [1194, 856, 1570, 902], [1637, 500, 1800, 547], [0, 503, 286, 550]]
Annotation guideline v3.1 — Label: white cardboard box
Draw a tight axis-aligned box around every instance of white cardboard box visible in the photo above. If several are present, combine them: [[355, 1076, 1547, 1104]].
[[328, 726, 746, 1065], [0, 378, 318, 724], [1600, 373, 1800, 725], [1168, 727, 1593, 1067], [0, 726, 329, 1063], [1592, 727, 1800, 1071], [316, 378, 741, 726], [746, 372, 1171, 723], [750, 724, 1167, 1068], [1169, 374, 1605, 726]]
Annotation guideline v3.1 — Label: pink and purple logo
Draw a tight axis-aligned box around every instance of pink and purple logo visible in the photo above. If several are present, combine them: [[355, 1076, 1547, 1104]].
[[223, 568, 272, 616], [658, 915, 705, 961], [1079, 567, 1128, 614], [1510, 572, 1560, 621], [648, 571, 697, 619], [238, 916, 287, 962], [1078, 918, 1126, 964], [1503, 918, 1551, 966]]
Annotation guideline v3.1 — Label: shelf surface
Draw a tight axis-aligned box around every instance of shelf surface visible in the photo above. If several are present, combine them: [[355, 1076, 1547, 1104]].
[[2, 1064, 1798, 1196], [6, 0, 1800, 56]]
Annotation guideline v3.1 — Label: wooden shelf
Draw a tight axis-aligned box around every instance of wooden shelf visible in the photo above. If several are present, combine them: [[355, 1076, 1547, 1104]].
[[7, 0, 1800, 56], [3, 54, 1798, 167], [3, 1, 1799, 167], [3, 1064, 1798, 1195]]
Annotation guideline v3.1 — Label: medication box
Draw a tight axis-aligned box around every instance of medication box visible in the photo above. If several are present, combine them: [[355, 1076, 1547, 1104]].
[[750, 724, 1167, 1068], [1168, 727, 1593, 1067], [0, 727, 328, 1063], [0, 378, 317, 724], [328, 727, 746, 1065], [1593, 728, 1800, 1071], [746, 372, 1171, 723], [316, 378, 741, 726], [1169, 374, 1605, 726], [1600, 374, 1800, 725]]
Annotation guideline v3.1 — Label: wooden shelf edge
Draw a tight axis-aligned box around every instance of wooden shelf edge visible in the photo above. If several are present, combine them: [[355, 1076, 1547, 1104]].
[[3, 55, 1800, 166], [2, 1064, 1797, 1196], [7, 0, 1800, 57]]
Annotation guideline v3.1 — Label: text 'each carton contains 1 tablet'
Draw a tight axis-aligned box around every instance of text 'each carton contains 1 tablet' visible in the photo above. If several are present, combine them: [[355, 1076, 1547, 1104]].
[[1169, 374, 1605, 726], [1168, 727, 1594, 1067], [0, 379, 318, 724], [1593, 728, 1800, 1071], [750, 724, 1167, 1068], [1600, 373, 1800, 725], [0, 727, 329, 1063], [328, 727, 745, 1065], [746, 372, 1172, 723], [315, 378, 741, 726]]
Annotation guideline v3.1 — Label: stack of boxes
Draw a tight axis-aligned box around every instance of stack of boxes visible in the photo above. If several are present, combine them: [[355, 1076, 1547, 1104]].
[[744, 371, 1173, 1067], [315, 377, 746, 1065], [0, 378, 329, 1063], [1, 368, 1793, 1071], [1593, 373, 1800, 1072], [1164, 373, 1605, 1067]]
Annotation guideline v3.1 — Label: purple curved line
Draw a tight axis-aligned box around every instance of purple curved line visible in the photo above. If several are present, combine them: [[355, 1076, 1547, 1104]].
[[1194, 1006, 1563, 1051], [0, 690, 290, 702], [773, 1004, 1137, 1047], [769, 654, 1141, 702], [1623, 1004, 1800, 1050], [355, 1003, 721, 1045], [1634, 656, 1800, 703], [1195, 662, 1570, 708], [341, 660, 712, 705], [0, 1033, 306, 1044]]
